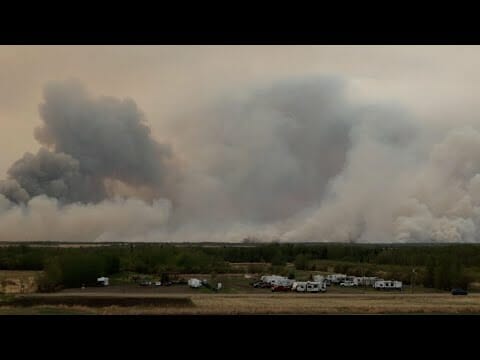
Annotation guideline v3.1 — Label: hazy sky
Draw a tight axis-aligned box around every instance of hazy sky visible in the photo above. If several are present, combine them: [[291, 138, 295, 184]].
[[2, 45, 480, 177]]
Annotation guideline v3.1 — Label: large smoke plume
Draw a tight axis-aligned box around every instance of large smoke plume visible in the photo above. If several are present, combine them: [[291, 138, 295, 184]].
[[2, 77, 480, 242]]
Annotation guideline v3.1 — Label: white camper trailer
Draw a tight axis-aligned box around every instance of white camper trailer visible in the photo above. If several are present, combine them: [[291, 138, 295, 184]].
[[373, 280, 402, 290], [312, 275, 325, 283], [292, 281, 306, 292], [271, 278, 294, 287], [188, 278, 202, 288], [306, 281, 326, 293], [261, 275, 287, 284], [326, 274, 347, 285], [355, 276, 381, 287], [96, 277, 109, 286], [293, 281, 326, 293]]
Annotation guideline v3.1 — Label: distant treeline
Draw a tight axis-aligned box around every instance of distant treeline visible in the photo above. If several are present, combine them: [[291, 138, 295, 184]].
[[0, 243, 477, 291]]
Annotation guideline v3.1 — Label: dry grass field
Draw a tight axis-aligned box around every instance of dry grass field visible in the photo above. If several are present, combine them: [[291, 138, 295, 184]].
[[2, 292, 480, 315]]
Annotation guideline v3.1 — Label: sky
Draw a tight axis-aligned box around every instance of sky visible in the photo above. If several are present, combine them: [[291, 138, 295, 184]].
[[2, 45, 480, 178], [2, 45, 480, 243]]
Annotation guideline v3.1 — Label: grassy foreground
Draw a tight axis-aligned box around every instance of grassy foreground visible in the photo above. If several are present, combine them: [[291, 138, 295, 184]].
[[2, 292, 480, 315]]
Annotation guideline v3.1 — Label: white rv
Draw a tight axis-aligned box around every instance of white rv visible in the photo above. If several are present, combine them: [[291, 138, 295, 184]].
[[96, 277, 109, 286], [271, 278, 294, 287], [326, 274, 347, 285], [373, 280, 402, 290], [355, 276, 381, 287], [188, 278, 202, 288], [312, 275, 325, 283], [293, 281, 326, 293], [261, 275, 292, 287]]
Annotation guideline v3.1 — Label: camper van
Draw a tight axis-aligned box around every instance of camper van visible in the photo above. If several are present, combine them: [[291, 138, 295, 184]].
[[373, 280, 402, 290]]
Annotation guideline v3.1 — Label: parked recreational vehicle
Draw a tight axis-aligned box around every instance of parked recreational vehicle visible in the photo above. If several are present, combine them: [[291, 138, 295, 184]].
[[271, 278, 294, 287], [312, 275, 325, 283], [355, 276, 381, 286], [261, 275, 285, 284], [326, 274, 347, 285], [306, 281, 326, 293], [96, 277, 109, 286], [188, 278, 202, 288], [373, 280, 402, 290], [293, 281, 326, 293]]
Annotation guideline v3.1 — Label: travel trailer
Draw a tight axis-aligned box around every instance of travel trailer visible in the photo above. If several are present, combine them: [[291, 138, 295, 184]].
[[188, 278, 202, 288], [326, 274, 347, 285], [355, 276, 382, 286], [373, 280, 402, 290], [96, 277, 109, 286], [293, 281, 326, 293]]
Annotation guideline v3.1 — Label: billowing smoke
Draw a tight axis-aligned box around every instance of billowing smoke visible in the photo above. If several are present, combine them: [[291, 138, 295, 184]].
[[0, 79, 177, 205], [0, 194, 171, 242], [2, 76, 480, 242], [170, 77, 354, 227]]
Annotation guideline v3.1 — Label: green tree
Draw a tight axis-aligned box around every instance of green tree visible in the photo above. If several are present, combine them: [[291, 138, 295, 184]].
[[423, 256, 435, 288], [294, 254, 308, 270]]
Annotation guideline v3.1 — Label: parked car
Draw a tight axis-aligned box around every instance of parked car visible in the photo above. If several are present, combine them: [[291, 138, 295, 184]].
[[340, 280, 357, 287], [139, 280, 152, 286], [451, 288, 468, 295]]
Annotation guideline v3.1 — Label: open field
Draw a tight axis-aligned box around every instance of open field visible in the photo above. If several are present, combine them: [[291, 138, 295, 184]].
[[2, 292, 480, 314]]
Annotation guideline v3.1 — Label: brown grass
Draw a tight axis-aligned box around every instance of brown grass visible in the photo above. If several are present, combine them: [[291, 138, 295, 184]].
[[4, 293, 478, 315]]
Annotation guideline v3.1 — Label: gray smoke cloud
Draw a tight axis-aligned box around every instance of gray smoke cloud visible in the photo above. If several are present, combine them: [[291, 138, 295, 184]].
[[170, 77, 354, 226], [2, 76, 480, 243], [1, 79, 177, 205]]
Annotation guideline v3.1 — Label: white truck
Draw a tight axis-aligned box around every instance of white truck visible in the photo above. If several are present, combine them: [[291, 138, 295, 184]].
[[373, 280, 402, 290]]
